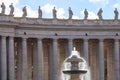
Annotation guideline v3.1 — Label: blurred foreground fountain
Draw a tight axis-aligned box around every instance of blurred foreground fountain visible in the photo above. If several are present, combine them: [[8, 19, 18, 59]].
[[61, 48, 91, 80]]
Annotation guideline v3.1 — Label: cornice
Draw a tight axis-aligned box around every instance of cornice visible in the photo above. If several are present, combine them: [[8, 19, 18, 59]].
[[0, 15, 120, 25]]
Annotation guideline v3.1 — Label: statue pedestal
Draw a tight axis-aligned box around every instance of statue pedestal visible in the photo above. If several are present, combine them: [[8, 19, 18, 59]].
[[84, 20, 88, 24], [0, 15, 14, 22], [67, 19, 72, 25], [114, 20, 119, 24], [53, 19, 58, 24], [97, 20, 103, 25], [37, 18, 42, 24], [21, 17, 26, 23], [9, 15, 14, 22]]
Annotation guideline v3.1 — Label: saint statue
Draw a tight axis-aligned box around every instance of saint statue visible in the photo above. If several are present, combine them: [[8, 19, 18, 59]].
[[84, 9, 88, 19], [53, 7, 57, 19], [68, 7, 73, 19], [97, 8, 103, 20], [9, 3, 14, 16], [1, 2, 5, 14], [22, 6, 27, 17], [38, 6, 42, 18], [114, 8, 119, 20]]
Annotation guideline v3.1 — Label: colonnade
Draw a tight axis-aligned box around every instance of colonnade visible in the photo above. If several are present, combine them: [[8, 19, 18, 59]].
[[0, 36, 119, 80]]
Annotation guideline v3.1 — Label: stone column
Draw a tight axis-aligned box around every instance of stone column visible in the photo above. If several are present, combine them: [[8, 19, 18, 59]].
[[53, 39, 58, 80], [16, 40, 22, 80], [22, 38, 28, 80], [33, 42, 37, 80], [83, 39, 89, 64], [98, 39, 104, 80], [37, 38, 43, 80], [8, 37, 15, 80], [114, 39, 119, 80], [67, 39, 73, 57], [1, 36, 7, 80]]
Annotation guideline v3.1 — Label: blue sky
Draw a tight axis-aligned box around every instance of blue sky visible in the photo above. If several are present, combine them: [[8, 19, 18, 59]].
[[0, 0, 120, 19]]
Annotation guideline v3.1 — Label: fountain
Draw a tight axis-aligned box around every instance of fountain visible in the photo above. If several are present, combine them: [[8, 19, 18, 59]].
[[61, 48, 91, 80]]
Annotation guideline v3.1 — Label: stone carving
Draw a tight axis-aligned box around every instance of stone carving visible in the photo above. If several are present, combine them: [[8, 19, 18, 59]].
[[9, 3, 14, 16], [97, 8, 103, 20], [1, 2, 6, 15], [68, 7, 73, 19], [22, 6, 27, 17], [38, 6, 42, 18], [53, 7, 57, 19], [84, 9, 88, 19], [114, 8, 119, 20]]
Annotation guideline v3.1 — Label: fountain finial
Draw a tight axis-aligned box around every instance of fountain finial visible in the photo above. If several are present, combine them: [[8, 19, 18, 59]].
[[73, 47, 76, 51]]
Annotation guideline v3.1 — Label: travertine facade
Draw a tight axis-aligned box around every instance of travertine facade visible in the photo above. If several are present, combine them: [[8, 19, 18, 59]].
[[0, 15, 119, 80]]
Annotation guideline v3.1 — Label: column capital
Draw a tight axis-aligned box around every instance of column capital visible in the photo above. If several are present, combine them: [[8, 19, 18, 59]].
[[53, 38, 58, 42], [9, 36, 14, 39], [99, 38, 104, 42], [22, 37, 27, 41], [22, 36, 28, 39], [38, 38, 42, 41], [1, 36, 6, 39], [83, 38, 89, 42], [68, 38, 73, 42], [9, 36, 14, 38], [68, 37, 73, 39], [114, 39, 119, 42]]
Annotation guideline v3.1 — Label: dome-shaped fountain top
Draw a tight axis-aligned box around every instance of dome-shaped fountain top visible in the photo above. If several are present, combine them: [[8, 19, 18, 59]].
[[66, 48, 84, 63], [61, 47, 91, 80], [63, 48, 87, 74], [62, 47, 88, 80]]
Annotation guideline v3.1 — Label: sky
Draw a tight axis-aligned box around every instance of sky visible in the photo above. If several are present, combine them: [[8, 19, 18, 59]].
[[0, 0, 120, 19]]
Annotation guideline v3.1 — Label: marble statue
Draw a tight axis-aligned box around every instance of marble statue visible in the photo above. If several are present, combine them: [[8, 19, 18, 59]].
[[9, 3, 14, 16], [68, 7, 73, 19], [97, 8, 103, 20], [22, 6, 27, 17], [38, 6, 42, 18], [53, 7, 57, 19], [114, 8, 119, 20], [1, 2, 6, 15], [84, 9, 88, 19]]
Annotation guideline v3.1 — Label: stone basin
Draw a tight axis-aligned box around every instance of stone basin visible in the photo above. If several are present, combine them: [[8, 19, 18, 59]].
[[62, 69, 87, 74]]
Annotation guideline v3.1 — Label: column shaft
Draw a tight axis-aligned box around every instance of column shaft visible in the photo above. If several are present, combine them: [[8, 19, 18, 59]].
[[98, 39, 104, 80], [114, 39, 119, 80], [53, 39, 58, 80], [22, 38, 28, 80], [67, 39, 73, 57], [33, 42, 37, 80], [83, 39, 89, 64], [37, 39, 43, 80], [16, 41, 22, 80], [8, 37, 15, 80], [1, 36, 7, 80]]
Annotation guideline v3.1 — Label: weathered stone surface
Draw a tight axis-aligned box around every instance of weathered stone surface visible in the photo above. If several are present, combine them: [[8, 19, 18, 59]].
[[0, 15, 119, 80]]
